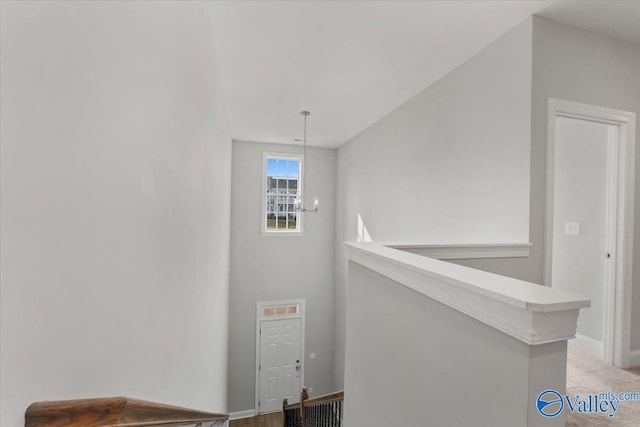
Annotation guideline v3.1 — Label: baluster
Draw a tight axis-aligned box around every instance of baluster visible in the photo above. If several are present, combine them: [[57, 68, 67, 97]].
[[327, 402, 330, 427], [331, 402, 335, 427], [327, 403, 331, 427], [324, 403, 331, 427]]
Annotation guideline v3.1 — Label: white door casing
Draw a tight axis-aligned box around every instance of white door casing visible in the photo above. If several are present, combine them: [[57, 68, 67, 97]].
[[256, 300, 305, 414], [545, 98, 636, 368]]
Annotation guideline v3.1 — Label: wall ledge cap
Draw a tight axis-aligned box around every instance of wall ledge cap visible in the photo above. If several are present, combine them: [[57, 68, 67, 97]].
[[383, 242, 532, 259], [345, 242, 590, 345]]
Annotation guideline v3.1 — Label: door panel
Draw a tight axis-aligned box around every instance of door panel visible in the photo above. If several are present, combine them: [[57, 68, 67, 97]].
[[552, 116, 612, 356], [259, 318, 302, 413]]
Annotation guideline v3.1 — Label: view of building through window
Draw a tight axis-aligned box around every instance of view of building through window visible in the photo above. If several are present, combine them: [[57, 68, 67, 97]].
[[265, 156, 301, 231]]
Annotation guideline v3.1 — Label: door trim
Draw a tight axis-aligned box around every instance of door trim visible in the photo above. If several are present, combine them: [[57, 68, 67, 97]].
[[255, 299, 306, 414], [544, 98, 636, 368]]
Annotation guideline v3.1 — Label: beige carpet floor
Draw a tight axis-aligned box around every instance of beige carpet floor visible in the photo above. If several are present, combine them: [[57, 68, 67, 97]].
[[565, 345, 640, 426]]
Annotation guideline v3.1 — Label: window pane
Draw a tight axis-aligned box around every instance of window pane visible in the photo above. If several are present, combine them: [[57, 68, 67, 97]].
[[288, 160, 299, 178], [267, 158, 277, 177], [277, 159, 287, 178]]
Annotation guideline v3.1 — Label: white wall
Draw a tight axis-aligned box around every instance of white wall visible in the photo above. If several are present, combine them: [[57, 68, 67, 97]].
[[531, 16, 640, 351], [228, 141, 336, 412], [552, 117, 609, 344], [334, 18, 534, 387], [345, 262, 567, 427], [0, 2, 232, 426]]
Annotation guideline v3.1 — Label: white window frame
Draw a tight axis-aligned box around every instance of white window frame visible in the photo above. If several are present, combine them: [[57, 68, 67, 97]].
[[261, 152, 304, 236]]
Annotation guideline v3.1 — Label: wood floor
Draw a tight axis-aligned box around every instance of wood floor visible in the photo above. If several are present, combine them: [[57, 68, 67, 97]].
[[229, 412, 283, 427]]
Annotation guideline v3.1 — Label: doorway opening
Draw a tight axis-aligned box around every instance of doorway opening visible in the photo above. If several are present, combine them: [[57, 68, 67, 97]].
[[255, 299, 305, 414], [544, 98, 636, 368]]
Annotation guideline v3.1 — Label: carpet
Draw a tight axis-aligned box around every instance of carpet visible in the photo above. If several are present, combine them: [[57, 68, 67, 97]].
[[565, 345, 640, 426]]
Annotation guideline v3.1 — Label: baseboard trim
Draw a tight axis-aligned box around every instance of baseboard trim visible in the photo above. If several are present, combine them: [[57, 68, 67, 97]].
[[229, 409, 255, 420], [385, 242, 532, 260], [570, 333, 603, 357], [629, 350, 640, 367]]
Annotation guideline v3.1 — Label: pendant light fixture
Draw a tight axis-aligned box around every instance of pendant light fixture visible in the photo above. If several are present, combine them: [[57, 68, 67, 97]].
[[295, 110, 319, 213]]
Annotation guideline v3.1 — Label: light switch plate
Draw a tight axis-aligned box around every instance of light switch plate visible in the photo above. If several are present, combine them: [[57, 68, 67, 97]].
[[309, 352, 316, 360], [565, 222, 580, 236]]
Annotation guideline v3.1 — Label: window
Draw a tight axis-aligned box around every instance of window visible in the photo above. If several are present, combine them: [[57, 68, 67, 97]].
[[262, 153, 302, 234]]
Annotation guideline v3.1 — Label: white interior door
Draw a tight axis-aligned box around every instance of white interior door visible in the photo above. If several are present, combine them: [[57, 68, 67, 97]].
[[259, 317, 302, 413], [551, 116, 615, 360]]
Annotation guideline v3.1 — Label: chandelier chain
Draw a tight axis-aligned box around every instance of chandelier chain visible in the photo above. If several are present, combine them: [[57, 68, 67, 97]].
[[303, 111, 307, 206]]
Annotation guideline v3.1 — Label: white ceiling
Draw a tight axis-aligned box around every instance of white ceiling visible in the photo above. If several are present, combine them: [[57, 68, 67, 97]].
[[209, 1, 639, 148], [538, 1, 640, 46]]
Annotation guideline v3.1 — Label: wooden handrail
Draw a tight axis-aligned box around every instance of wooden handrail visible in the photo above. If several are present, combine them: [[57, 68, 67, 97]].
[[283, 390, 343, 410], [301, 390, 344, 406], [25, 396, 228, 427]]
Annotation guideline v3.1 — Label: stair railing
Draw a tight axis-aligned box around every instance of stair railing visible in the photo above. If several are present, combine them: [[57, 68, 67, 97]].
[[25, 396, 228, 427], [283, 388, 343, 427]]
